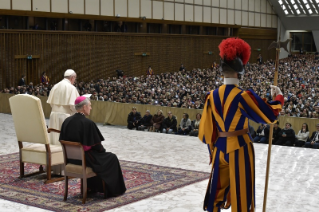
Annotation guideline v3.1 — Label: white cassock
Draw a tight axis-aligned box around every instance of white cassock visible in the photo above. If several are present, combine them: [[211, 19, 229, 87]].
[[47, 78, 79, 174]]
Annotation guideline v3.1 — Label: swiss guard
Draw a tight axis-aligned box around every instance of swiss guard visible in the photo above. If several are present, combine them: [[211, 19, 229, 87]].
[[198, 38, 284, 212]]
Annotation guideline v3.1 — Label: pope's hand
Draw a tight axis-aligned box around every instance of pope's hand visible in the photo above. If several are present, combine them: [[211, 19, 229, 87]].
[[270, 85, 283, 96]]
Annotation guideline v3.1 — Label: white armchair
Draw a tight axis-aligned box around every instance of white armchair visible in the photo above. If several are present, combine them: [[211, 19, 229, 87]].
[[9, 94, 64, 184]]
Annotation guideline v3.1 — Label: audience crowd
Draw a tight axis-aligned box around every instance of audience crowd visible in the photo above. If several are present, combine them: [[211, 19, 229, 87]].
[[1, 53, 319, 140], [253, 122, 319, 149], [3, 54, 319, 116]]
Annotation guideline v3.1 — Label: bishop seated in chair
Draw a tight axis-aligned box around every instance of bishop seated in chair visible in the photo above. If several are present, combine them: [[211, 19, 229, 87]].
[[59, 96, 126, 197]]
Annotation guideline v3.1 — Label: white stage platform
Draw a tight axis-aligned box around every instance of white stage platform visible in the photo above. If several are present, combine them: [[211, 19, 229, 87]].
[[0, 113, 317, 212]]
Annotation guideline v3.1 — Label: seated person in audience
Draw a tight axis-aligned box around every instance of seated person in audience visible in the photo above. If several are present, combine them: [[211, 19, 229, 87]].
[[274, 123, 295, 146], [127, 107, 142, 130], [146, 66, 154, 76], [272, 122, 281, 144], [189, 113, 201, 137], [249, 125, 256, 138], [59, 96, 126, 197], [179, 64, 185, 71], [151, 110, 164, 132], [40, 71, 50, 86], [138, 110, 153, 131], [305, 123, 319, 149], [162, 111, 177, 134], [176, 113, 192, 135], [254, 124, 269, 144], [295, 123, 310, 147]]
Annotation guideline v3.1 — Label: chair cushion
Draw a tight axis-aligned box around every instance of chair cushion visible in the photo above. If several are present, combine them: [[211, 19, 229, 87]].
[[21, 144, 64, 165], [22, 144, 62, 153], [65, 164, 95, 175]]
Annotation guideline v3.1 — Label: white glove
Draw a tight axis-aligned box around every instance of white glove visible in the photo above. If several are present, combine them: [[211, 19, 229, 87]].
[[270, 85, 283, 96]]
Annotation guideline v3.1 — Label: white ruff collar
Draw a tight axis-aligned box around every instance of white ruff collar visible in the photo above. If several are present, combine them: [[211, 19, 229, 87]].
[[224, 78, 239, 85]]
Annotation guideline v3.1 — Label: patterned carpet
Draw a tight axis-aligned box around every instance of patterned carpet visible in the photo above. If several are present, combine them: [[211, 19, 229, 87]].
[[0, 153, 209, 211]]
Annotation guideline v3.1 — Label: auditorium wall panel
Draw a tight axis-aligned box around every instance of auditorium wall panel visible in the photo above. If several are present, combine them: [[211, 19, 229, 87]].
[[194, 6, 202, 23], [203, 6, 211, 23], [242, 0, 248, 11], [242, 11, 248, 26], [235, 0, 241, 10], [219, 9, 226, 24], [185, 5, 194, 22], [115, 0, 128, 17], [101, 0, 114, 16], [85, 0, 100, 15], [203, 0, 211, 6], [141, 0, 152, 19], [266, 14, 272, 28], [164, 2, 174, 21], [51, 0, 68, 13], [211, 8, 219, 23], [212, 0, 219, 7], [272, 15, 278, 28], [235, 11, 242, 25], [255, 0, 261, 12], [227, 10, 234, 25], [153, 1, 163, 20], [249, 12, 255, 27], [33, 0, 50, 12], [0, 0, 11, 9], [69, 0, 84, 14], [128, 0, 140, 18], [175, 3, 184, 21], [0, 30, 276, 89], [228, 0, 235, 9], [1, 0, 277, 28], [266, 1, 273, 14], [12, 0, 31, 11], [248, 0, 254, 11], [255, 13, 261, 27], [219, 0, 227, 8], [261, 14, 267, 27], [261, 0, 267, 13]]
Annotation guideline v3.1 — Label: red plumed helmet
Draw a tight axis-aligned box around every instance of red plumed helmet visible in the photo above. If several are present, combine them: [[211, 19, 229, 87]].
[[219, 37, 251, 65]]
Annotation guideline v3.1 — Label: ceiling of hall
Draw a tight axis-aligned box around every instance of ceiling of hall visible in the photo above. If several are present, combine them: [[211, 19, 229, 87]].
[[268, 0, 319, 30], [278, 0, 319, 15]]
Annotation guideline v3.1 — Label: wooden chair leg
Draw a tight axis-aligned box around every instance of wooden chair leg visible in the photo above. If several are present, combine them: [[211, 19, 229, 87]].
[[20, 160, 24, 178], [46, 164, 51, 181], [80, 179, 83, 195], [102, 181, 107, 199], [64, 176, 68, 201], [82, 177, 87, 204]]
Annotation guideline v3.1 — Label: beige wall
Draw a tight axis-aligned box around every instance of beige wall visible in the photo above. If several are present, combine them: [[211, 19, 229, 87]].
[[0, 0, 277, 28], [85, 0, 100, 15], [12, 0, 31, 11], [32, 0, 50, 12], [0, 0, 11, 9], [52, 0, 68, 13]]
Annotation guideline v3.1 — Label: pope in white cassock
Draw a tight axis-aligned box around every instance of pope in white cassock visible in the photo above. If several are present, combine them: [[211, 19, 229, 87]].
[[47, 69, 79, 174]]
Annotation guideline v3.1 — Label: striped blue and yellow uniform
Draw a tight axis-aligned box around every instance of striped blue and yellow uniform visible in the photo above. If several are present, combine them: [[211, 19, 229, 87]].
[[199, 83, 283, 212]]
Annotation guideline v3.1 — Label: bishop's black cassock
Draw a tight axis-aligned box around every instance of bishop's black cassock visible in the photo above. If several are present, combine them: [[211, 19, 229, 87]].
[[59, 113, 126, 197]]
